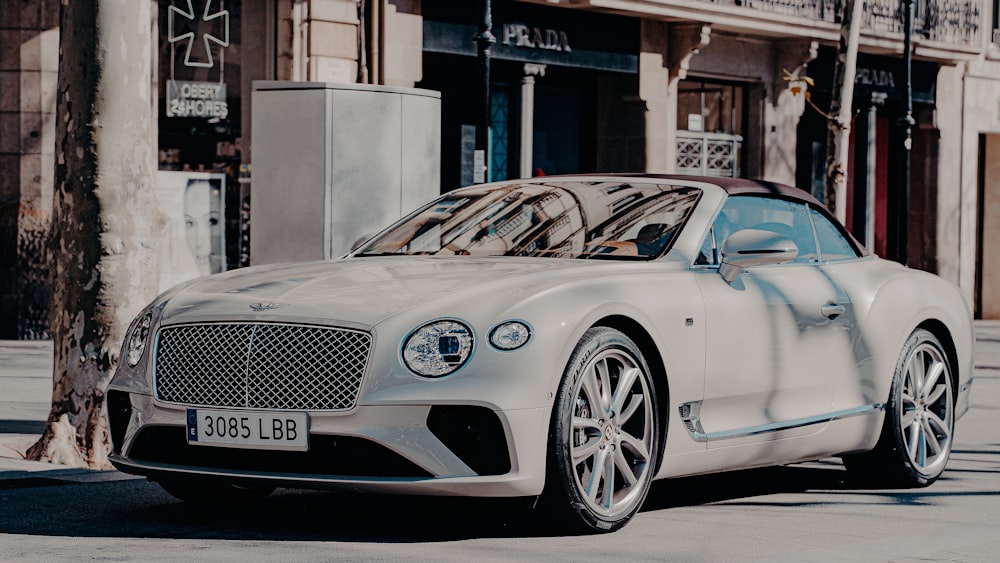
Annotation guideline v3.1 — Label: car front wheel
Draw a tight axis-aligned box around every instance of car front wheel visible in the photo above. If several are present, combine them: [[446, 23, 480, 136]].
[[543, 327, 660, 533], [843, 328, 955, 487]]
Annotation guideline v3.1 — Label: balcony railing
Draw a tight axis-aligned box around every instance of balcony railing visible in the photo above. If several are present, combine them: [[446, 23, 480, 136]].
[[736, 0, 840, 21], [676, 132, 743, 178], [704, 0, 982, 47], [864, 0, 981, 46]]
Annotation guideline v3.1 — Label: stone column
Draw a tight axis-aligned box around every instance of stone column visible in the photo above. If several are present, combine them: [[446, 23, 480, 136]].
[[639, 20, 669, 172], [519, 63, 545, 178], [665, 24, 711, 174], [0, 1, 59, 338], [765, 40, 818, 185]]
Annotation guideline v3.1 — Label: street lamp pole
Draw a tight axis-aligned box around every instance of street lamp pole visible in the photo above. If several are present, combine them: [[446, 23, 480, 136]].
[[898, 0, 915, 266], [473, 0, 496, 184]]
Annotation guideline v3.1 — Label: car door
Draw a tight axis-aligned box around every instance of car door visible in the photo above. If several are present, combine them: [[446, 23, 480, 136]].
[[692, 196, 859, 448]]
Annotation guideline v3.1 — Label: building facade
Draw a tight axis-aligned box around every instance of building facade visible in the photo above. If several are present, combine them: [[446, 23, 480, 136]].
[[1, 0, 999, 338]]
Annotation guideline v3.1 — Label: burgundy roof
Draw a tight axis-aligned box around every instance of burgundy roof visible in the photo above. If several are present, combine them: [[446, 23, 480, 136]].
[[592, 173, 822, 205]]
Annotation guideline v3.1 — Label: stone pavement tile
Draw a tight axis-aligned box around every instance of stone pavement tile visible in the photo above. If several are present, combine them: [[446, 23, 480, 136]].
[[0, 468, 139, 490], [0, 440, 139, 488], [0, 434, 36, 460]]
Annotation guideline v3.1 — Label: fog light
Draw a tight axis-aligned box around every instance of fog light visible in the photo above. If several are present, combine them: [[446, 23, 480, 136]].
[[488, 320, 532, 351]]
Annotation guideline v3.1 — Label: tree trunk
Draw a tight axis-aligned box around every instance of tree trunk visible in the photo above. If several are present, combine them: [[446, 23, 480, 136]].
[[27, 0, 162, 468], [824, 0, 864, 224]]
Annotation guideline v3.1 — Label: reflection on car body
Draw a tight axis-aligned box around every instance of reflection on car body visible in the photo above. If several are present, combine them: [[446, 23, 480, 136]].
[[108, 174, 973, 534], [358, 182, 700, 259]]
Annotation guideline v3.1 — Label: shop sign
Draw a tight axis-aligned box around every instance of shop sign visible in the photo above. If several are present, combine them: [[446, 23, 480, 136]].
[[167, 0, 230, 69], [501, 23, 571, 52], [855, 67, 896, 90], [167, 80, 228, 119]]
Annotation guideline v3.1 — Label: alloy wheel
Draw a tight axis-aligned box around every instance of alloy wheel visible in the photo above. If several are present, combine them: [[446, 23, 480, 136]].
[[898, 340, 953, 477], [569, 347, 655, 519]]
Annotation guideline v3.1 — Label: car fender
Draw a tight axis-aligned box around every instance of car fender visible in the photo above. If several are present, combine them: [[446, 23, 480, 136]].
[[839, 266, 973, 440], [494, 271, 707, 461]]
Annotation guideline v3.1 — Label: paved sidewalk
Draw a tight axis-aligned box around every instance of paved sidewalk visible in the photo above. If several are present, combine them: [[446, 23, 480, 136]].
[[0, 340, 51, 461], [1, 321, 999, 484], [0, 340, 136, 486]]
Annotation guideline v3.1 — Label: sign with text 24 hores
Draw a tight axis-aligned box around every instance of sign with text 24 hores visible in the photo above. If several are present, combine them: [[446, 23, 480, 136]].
[[167, 80, 228, 119]]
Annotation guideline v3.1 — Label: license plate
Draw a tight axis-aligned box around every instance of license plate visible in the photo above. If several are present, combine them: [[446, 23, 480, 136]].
[[186, 408, 309, 451]]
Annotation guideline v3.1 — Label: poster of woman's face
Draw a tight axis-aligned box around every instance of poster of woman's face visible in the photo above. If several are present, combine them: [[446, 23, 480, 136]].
[[184, 179, 224, 275], [157, 171, 226, 290]]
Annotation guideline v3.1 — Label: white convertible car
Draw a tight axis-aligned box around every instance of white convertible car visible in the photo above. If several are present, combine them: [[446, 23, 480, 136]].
[[108, 175, 973, 533]]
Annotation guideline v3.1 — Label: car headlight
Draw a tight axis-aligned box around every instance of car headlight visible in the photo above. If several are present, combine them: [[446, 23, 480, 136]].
[[402, 320, 474, 377], [125, 312, 152, 367], [488, 320, 532, 351]]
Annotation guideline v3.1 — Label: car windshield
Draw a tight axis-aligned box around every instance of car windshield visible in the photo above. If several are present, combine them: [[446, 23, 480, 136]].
[[356, 181, 702, 260]]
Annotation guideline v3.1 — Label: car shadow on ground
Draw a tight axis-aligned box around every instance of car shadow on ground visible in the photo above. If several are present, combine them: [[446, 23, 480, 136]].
[[641, 462, 853, 511], [0, 460, 989, 542]]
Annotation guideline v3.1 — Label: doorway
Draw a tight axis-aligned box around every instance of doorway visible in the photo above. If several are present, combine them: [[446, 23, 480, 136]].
[[532, 85, 581, 176], [977, 133, 1000, 319]]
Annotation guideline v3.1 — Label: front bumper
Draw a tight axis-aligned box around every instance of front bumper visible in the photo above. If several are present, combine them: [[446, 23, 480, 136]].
[[107, 389, 550, 497], [955, 375, 973, 421]]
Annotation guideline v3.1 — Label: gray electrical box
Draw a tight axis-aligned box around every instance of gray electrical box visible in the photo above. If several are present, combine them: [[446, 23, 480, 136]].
[[250, 81, 441, 265]]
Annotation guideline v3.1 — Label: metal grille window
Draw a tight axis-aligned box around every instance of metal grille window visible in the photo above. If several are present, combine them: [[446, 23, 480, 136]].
[[676, 132, 743, 177], [155, 323, 372, 411]]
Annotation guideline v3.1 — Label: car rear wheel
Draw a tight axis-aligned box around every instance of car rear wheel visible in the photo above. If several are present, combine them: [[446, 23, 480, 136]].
[[157, 478, 276, 504], [543, 327, 659, 533], [843, 328, 954, 487]]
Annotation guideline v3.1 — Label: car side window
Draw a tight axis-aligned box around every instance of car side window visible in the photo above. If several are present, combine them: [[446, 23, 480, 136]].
[[698, 196, 818, 265], [810, 207, 860, 261]]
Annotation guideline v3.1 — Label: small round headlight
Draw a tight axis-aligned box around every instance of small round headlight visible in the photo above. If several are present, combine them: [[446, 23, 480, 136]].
[[489, 320, 532, 351], [402, 320, 474, 377], [125, 312, 152, 367]]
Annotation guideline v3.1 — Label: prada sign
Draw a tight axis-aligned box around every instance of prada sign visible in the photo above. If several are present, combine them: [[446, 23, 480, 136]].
[[501, 23, 571, 52], [809, 47, 937, 103], [855, 67, 896, 90]]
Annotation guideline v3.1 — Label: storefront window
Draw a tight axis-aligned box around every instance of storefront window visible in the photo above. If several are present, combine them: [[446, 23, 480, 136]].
[[677, 80, 744, 135], [158, 0, 243, 283], [676, 79, 746, 177]]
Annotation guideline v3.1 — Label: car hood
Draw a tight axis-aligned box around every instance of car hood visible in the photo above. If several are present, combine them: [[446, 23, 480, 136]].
[[158, 256, 654, 327]]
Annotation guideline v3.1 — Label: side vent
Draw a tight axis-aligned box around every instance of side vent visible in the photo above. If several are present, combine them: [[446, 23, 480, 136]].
[[106, 390, 133, 455], [427, 406, 511, 476]]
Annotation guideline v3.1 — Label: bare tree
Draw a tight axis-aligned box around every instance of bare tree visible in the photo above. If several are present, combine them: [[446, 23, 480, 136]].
[[27, 0, 162, 468], [824, 0, 864, 223]]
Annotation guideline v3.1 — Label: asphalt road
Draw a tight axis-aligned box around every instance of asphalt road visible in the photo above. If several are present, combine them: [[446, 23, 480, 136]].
[[1, 329, 998, 562]]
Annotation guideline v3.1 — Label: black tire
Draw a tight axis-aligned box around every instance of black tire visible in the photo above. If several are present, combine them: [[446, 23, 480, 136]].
[[842, 328, 955, 487], [542, 327, 660, 534], [157, 478, 276, 504]]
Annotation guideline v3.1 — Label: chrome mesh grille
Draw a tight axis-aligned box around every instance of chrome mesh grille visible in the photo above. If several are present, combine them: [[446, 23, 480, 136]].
[[154, 323, 372, 411]]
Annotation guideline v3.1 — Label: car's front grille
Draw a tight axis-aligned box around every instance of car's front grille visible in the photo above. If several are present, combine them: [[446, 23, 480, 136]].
[[154, 323, 372, 411]]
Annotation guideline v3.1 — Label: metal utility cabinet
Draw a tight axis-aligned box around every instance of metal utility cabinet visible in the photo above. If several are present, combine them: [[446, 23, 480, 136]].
[[250, 81, 441, 265]]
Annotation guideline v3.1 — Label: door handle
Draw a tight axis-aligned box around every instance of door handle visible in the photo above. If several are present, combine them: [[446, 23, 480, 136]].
[[821, 303, 846, 319]]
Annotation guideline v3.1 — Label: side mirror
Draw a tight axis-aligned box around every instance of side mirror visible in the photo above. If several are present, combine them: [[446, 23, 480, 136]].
[[719, 228, 799, 283]]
